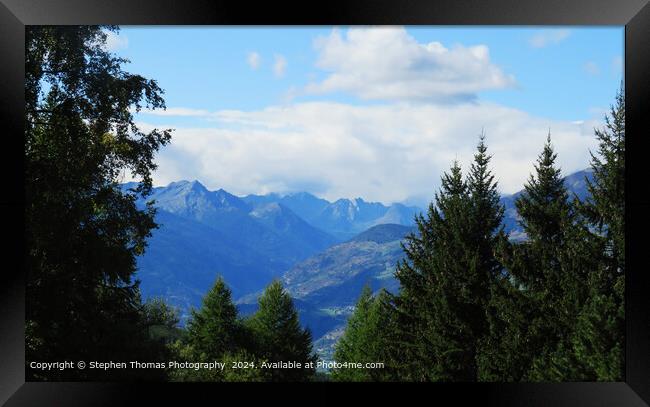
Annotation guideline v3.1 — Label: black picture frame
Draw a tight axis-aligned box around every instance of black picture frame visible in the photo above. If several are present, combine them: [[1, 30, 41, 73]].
[[1, 0, 648, 405]]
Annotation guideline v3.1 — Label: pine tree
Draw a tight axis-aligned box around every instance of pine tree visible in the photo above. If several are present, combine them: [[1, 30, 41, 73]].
[[582, 86, 625, 274], [332, 286, 395, 381], [464, 134, 509, 380], [246, 280, 317, 381], [186, 276, 240, 359], [568, 86, 625, 380], [392, 136, 505, 381], [481, 134, 590, 380], [392, 160, 469, 380]]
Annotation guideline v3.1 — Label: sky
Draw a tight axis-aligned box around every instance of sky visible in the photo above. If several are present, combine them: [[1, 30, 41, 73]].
[[110, 26, 623, 206]]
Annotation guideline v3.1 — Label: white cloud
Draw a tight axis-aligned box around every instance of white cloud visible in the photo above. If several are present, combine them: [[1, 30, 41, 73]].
[[305, 27, 515, 102], [273, 54, 287, 78], [529, 29, 571, 48], [138, 107, 211, 117], [104, 31, 128, 51], [247, 52, 261, 70], [584, 61, 600, 76], [141, 101, 600, 204]]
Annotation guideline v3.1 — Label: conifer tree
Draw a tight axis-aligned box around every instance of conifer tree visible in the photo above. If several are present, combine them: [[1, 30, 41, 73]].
[[333, 286, 395, 381], [247, 280, 317, 381], [566, 87, 625, 380], [392, 160, 469, 380], [186, 276, 240, 359], [482, 134, 589, 380], [393, 136, 505, 381], [465, 134, 509, 376]]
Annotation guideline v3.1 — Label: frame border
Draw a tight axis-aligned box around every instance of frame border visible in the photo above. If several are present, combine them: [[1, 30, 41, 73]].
[[1, 1, 648, 405]]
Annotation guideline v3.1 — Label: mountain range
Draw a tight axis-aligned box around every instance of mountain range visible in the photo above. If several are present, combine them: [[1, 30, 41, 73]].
[[124, 181, 421, 320], [243, 192, 421, 240], [127, 168, 593, 358]]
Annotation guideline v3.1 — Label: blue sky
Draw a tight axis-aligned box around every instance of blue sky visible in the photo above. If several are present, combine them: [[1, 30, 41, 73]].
[[110, 26, 623, 204]]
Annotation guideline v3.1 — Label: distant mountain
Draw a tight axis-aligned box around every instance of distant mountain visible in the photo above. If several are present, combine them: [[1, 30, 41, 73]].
[[135, 210, 279, 320], [349, 223, 416, 244], [248, 201, 338, 260], [282, 235, 404, 306], [125, 181, 338, 319], [562, 168, 593, 200], [236, 223, 414, 356], [136, 181, 338, 265], [245, 192, 422, 240], [280, 192, 332, 222], [243, 191, 331, 223], [311, 198, 421, 240]]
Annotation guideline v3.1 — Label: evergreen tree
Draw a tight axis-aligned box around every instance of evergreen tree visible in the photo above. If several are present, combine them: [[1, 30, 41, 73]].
[[332, 286, 395, 381], [171, 277, 270, 382], [246, 280, 317, 381], [392, 160, 469, 380], [465, 135, 509, 379], [482, 134, 590, 380], [392, 136, 505, 381], [186, 276, 240, 359], [25, 26, 172, 380], [582, 86, 625, 274], [566, 86, 625, 380]]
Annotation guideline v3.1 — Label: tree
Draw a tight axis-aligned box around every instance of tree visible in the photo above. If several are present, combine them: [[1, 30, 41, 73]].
[[392, 136, 506, 381], [392, 160, 470, 381], [186, 276, 240, 359], [246, 280, 317, 381], [170, 277, 271, 382], [25, 26, 172, 380], [481, 134, 592, 380], [143, 297, 182, 340], [566, 86, 625, 381], [332, 286, 395, 381], [465, 134, 510, 380]]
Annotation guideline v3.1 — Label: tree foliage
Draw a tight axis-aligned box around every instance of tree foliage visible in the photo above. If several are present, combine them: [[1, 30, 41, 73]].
[[185, 277, 241, 359], [337, 92, 624, 381], [481, 135, 594, 380], [171, 278, 314, 382], [25, 25, 172, 380], [563, 86, 625, 381], [389, 135, 506, 381], [246, 280, 317, 381], [332, 286, 395, 381]]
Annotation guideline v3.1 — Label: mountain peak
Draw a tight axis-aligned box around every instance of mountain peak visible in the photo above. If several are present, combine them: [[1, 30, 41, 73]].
[[167, 179, 207, 192], [190, 180, 208, 191]]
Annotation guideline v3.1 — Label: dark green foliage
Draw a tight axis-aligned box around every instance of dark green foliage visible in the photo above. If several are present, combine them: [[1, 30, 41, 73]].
[[343, 111, 624, 381], [246, 280, 317, 381], [481, 135, 591, 380], [391, 161, 469, 380], [186, 277, 240, 358], [332, 286, 395, 381], [170, 278, 315, 382], [143, 297, 183, 344], [170, 277, 270, 382], [25, 26, 172, 380], [389, 135, 506, 381], [562, 86, 625, 381]]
